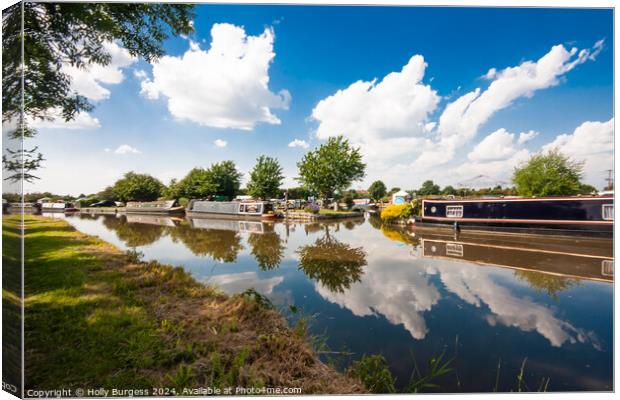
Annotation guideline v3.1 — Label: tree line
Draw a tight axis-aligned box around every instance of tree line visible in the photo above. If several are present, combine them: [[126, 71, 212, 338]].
[[63, 136, 367, 204], [364, 149, 602, 202], [7, 142, 604, 205]]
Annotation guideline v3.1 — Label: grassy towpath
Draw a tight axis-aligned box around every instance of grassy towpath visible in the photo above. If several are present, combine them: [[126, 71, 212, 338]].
[[9, 215, 363, 394]]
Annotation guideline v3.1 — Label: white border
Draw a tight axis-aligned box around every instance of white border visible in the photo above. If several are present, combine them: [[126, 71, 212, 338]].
[[0, 2, 616, 400]]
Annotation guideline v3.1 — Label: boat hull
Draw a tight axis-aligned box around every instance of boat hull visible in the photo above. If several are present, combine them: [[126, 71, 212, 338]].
[[186, 211, 272, 221], [123, 206, 185, 215]]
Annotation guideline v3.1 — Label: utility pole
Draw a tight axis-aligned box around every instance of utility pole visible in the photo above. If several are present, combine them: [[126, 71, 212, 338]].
[[284, 189, 288, 219], [605, 169, 614, 190]]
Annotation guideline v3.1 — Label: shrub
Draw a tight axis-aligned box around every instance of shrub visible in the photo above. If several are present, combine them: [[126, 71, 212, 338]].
[[303, 203, 320, 214], [410, 198, 421, 216], [347, 354, 396, 394], [380, 203, 413, 222]]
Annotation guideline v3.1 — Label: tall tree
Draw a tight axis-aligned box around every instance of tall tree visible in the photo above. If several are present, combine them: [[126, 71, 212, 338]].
[[97, 185, 118, 202], [247, 156, 284, 200], [441, 185, 457, 196], [111, 172, 165, 202], [417, 180, 441, 196], [175, 168, 217, 199], [209, 161, 243, 200], [296, 136, 365, 201], [368, 180, 387, 201], [2, 2, 195, 181], [512, 150, 584, 196]]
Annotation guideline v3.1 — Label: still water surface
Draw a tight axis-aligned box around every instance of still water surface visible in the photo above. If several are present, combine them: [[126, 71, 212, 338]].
[[50, 213, 613, 392]]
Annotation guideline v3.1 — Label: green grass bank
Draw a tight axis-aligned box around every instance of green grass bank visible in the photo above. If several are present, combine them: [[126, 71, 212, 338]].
[[7, 215, 363, 394]]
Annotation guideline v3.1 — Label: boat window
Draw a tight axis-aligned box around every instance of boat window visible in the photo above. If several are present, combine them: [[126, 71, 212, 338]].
[[239, 204, 246, 213], [446, 243, 464, 257], [602, 204, 614, 220], [601, 260, 614, 277], [446, 205, 463, 218], [245, 204, 259, 213]]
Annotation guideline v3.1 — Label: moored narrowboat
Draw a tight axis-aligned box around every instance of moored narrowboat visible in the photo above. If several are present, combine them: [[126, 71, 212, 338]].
[[420, 195, 613, 235], [186, 200, 276, 220], [124, 200, 185, 215], [7, 202, 42, 214], [41, 201, 78, 212]]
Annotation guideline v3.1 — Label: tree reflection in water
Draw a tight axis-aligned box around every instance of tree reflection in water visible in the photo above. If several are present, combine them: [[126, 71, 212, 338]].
[[297, 226, 367, 293], [248, 231, 286, 270], [513, 270, 581, 300], [367, 214, 383, 230], [168, 223, 244, 262], [102, 216, 167, 247]]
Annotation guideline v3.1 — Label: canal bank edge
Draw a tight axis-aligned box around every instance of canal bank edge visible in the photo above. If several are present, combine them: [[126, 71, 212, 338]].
[[8, 215, 364, 394]]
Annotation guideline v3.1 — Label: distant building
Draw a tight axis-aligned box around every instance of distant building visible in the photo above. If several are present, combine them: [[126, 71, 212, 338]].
[[392, 190, 410, 205], [353, 198, 372, 205]]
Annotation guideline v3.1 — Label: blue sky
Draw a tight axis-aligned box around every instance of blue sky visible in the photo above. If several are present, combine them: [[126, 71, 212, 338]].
[[22, 5, 613, 195]]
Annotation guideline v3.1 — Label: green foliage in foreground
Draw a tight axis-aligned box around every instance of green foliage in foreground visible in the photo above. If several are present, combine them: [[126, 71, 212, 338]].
[[21, 215, 163, 388], [512, 149, 584, 196], [347, 355, 396, 393], [14, 215, 363, 393], [348, 340, 550, 393], [2, 216, 22, 391]]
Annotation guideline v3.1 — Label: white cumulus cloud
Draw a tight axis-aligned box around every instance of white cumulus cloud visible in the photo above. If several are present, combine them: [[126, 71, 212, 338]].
[[428, 41, 605, 166], [309, 41, 603, 188], [30, 41, 136, 131], [468, 128, 519, 162], [133, 69, 147, 79], [28, 108, 101, 130], [112, 144, 141, 155], [214, 139, 227, 148], [139, 23, 290, 130], [288, 139, 309, 149], [518, 130, 539, 145], [63, 41, 137, 101], [312, 54, 439, 147]]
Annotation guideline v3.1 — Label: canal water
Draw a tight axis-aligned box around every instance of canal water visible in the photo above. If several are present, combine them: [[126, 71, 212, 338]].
[[49, 213, 613, 392]]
